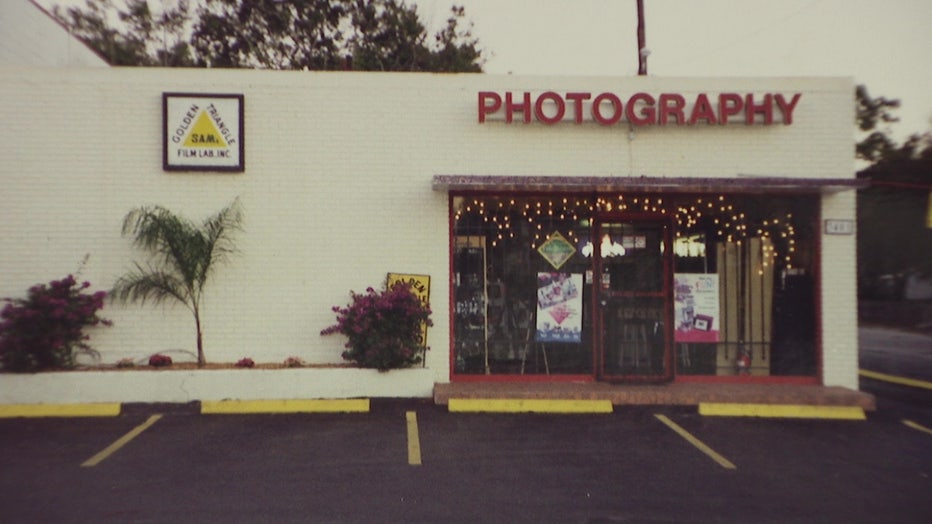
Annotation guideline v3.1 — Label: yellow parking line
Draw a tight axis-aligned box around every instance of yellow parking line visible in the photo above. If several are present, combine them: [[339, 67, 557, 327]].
[[655, 414, 736, 470], [200, 399, 370, 414], [0, 403, 121, 418], [81, 414, 162, 468], [699, 403, 866, 420], [448, 398, 613, 413], [902, 419, 932, 437], [859, 369, 932, 391], [406, 411, 422, 466]]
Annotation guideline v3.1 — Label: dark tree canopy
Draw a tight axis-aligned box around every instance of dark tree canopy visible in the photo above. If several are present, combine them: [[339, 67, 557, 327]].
[[853, 84, 932, 289], [54, 0, 484, 72], [855, 84, 902, 163], [857, 115, 932, 296]]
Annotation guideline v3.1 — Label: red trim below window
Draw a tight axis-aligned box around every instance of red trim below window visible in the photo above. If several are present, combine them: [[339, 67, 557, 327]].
[[452, 374, 594, 383], [674, 375, 819, 385]]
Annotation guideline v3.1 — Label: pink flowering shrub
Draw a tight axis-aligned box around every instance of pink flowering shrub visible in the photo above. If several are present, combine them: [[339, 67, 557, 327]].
[[0, 275, 111, 372], [321, 282, 431, 371], [148, 354, 173, 367]]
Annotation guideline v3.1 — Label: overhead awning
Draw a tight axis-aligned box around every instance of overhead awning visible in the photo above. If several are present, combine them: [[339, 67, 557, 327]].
[[432, 175, 867, 194]]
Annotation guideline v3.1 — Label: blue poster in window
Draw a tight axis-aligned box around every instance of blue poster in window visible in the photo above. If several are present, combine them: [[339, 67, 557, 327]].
[[536, 272, 583, 343]]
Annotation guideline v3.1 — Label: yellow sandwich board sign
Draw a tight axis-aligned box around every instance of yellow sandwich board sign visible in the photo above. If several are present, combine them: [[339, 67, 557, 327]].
[[163, 93, 244, 172], [927, 191, 931, 228], [387, 273, 431, 347]]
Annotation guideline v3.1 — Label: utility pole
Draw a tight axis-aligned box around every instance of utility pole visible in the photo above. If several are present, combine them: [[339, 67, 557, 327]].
[[637, 0, 647, 75]]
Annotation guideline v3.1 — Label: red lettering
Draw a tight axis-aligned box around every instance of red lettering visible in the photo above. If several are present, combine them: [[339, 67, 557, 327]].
[[479, 91, 799, 126], [565, 92, 591, 123], [745, 94, 773, 125], [505, 92, 532, 123], [535, 91, 566, 124], [478, 91, 501, 123], [592, 93, 623, 125], [658, 93, 686, 125], [626, 93, 656, 126], [688, 93, 717, 125], [775, 93, 802, 124], [718, 93, 743, 125]]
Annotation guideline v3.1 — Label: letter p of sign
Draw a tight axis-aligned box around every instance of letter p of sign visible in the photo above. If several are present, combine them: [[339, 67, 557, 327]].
[[478, 92, 502, 123]]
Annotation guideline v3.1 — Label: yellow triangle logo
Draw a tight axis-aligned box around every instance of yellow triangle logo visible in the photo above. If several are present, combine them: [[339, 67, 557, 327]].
[[183, 111, 228, 148]]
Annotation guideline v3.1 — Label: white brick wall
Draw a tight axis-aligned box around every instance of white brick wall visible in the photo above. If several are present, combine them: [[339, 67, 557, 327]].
[[820, 190, 859, 388], [0, 68, 856, 388]]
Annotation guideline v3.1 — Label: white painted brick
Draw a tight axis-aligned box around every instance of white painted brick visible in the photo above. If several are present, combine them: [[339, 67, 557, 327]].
[[1, 68, 856, 388]]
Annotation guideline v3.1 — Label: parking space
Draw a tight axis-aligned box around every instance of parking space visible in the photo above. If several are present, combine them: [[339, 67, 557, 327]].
[[1, 400, 929, 523]]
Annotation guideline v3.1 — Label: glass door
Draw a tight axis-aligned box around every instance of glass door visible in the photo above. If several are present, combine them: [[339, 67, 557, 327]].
[[596, 217, 673, 382]]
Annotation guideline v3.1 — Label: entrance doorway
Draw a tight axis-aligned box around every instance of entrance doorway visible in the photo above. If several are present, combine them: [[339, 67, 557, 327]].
[[595, 217, 673, 382]]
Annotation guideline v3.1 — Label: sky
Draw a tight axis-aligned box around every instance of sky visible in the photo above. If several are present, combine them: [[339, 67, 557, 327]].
[[420, 0, 932, 142], [37, 0, 931, 142]]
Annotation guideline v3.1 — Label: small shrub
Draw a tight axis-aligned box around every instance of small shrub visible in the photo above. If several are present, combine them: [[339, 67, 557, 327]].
[[283, 356, 304, 368], [115, 358, 136, 369], [235, 357, 255, 368], [148, 354, 173, 367], [0, 275, 111, 372], [321, 281, 431, 371]]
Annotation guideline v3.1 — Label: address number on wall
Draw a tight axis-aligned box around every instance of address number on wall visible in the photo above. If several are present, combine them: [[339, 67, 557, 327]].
[[824, 219, 855, 235]]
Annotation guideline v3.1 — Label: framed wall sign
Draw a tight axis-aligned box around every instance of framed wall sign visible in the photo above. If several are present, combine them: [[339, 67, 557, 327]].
[[163, 93, 244, 172]]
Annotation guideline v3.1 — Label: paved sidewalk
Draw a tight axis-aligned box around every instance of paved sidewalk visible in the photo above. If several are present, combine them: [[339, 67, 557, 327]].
[[434, 381, 876, 410]]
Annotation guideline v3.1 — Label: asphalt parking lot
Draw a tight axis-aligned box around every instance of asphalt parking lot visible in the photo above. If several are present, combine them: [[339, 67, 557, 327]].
[[1, 397, 930, 523]]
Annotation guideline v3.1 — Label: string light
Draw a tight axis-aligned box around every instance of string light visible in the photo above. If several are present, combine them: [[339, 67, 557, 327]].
[[453, 193, 802, 268]]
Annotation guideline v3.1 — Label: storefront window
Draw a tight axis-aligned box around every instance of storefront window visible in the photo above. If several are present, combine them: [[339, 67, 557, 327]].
[[453, 195, 594, 376], [450, 193, 818, 380], [671, 194, 818, 378]]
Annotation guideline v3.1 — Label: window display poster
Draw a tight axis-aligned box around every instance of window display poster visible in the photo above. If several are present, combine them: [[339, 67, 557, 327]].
[[674, 273, 719, 343], [536, 272, 583, 343]]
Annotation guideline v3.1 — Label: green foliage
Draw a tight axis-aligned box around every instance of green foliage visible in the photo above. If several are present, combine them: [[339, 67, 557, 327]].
[[111, 198, 243, 366], [54, 0, 194, 66], [191, 0, 346, 69], [857, 132, 932, 296], [853, 84, 932, 296], [321, 282, 432, 370], [53, 0, 485, 72], [855, 84, 901, 163], [0, 275, 111, 372], [349, 2, 482, 72]]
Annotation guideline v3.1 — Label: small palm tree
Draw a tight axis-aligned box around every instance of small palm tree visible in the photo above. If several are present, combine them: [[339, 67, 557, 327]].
[[111, 198, 243, 367]]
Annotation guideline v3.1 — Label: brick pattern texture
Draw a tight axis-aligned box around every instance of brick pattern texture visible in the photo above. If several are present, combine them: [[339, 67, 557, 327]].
[[0, 69, 856, 388]]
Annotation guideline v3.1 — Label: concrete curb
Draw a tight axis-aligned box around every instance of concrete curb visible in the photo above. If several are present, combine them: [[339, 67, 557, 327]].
[[0, 399, 371, 418]]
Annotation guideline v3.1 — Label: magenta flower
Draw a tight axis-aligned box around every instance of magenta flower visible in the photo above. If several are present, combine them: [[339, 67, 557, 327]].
[[0, 275, 111, 372], [321, 281, 431, 371]]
